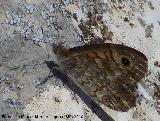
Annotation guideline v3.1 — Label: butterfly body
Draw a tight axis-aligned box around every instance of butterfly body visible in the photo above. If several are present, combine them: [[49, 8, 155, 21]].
[[53, 43, 148, 112]]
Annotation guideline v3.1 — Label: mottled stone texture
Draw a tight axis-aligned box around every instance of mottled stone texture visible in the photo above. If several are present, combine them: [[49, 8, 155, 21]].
[[0, 0, 160, 121]]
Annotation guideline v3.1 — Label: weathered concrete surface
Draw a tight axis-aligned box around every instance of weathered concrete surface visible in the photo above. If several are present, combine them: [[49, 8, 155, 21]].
[[0, 0, 160, 121]]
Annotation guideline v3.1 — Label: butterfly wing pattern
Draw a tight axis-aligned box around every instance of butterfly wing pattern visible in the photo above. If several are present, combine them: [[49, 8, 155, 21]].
[[53, 43, 148, 112]]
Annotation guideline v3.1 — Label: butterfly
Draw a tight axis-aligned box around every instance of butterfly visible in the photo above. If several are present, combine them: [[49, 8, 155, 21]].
[[51, 43, 148, 112]]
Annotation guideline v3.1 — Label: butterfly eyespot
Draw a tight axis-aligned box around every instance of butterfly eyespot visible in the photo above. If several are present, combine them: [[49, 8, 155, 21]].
[[121, 57, 130, 67]]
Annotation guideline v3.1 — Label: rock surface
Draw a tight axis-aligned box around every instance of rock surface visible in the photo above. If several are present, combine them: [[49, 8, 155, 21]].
[[0, 0, 160, 121]]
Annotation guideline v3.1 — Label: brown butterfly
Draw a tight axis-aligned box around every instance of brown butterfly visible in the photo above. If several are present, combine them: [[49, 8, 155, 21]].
[[52, 43, 148, 112]]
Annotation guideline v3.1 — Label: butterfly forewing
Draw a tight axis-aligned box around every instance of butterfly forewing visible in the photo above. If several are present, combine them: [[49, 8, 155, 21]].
[[55, 43, 148, 112]]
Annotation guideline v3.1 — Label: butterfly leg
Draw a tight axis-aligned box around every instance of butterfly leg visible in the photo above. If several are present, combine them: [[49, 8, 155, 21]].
[[67, 72, 80, 104], [35, 72, 54, 87], [36, 61, 60, 87], [70, 81, 80, 104], [45, 61, 79, 104]]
